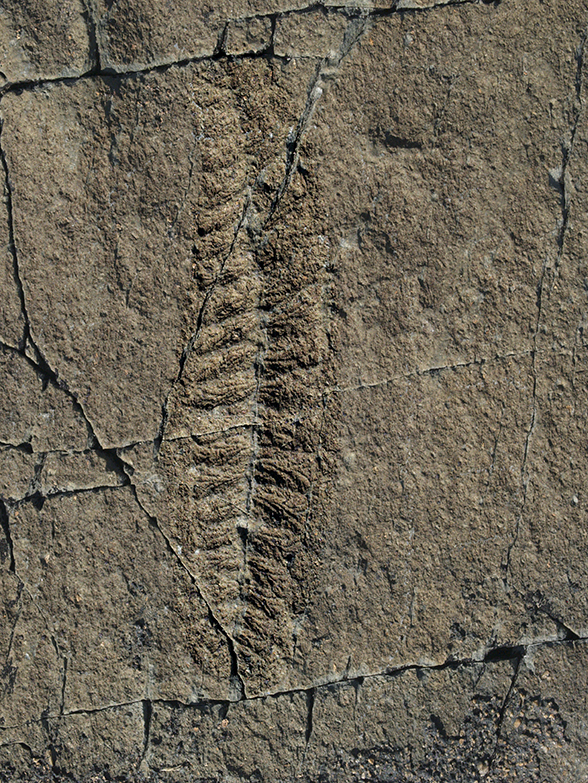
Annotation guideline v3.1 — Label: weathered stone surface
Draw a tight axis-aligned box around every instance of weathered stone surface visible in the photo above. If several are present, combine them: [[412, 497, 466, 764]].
[[498, 642, 588, 782], [2, 75, 197, 449], [95, 0, 292, 71], [303, 659, 514, 780], [309, 0, 575, 382], [147, 691, 308, 780], [0, 188, 23, 348], [0, 0, 92, 85], [38, 449, 126, 495], [506, 22, 588, 640], [8, 488, 232, 714], [48, 703, 145, 779], [0, 346, 90, 451], [0, 56, 314, 449], [226, 16, 273, 56], [0, 569, 63, 729], [1, 0, 588, 779], [275, 0, 588, 682], [0, 446, 36, 501], [94, 2, 402, 72], [293, 357, 548, 680], [274, 10, 348, 59], [0, 703, 144, 780], [300, 643, 588, 781]]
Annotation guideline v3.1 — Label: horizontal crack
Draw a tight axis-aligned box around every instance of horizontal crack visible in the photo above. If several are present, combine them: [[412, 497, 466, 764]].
[[0, 0, 482, 97], [12, 481, 131, 507], [2, 635, 586, 734], [325, 349, 535, 395]]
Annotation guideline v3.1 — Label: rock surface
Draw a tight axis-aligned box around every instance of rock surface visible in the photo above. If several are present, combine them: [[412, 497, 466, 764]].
[[1, 0, 588, 780]]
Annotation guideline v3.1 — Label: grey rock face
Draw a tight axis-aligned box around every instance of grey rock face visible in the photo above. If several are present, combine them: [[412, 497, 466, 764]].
[[1, 0, 588, 780], [0, 0, 92, 85]]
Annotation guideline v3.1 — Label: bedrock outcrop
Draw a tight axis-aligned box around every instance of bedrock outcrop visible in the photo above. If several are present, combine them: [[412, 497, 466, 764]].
[[1, 0, 588, 780]]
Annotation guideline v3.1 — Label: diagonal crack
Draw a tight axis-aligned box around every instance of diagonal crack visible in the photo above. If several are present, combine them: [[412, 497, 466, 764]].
[[0, 140, 77, 415], [118, 455, 246, 701], [265, 12, 370, 226], [510, 582, 582, 642], [264, 60, 325, 225], [154, 194, 252, 457], [13, 482, 131, 506]]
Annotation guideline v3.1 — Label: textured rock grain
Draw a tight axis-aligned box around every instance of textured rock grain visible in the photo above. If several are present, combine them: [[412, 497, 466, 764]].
[[1, 0, 588, 780]]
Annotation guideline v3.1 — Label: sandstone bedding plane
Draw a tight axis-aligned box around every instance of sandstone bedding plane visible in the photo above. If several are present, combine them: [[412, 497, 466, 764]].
[[1, 0, 588, 780]]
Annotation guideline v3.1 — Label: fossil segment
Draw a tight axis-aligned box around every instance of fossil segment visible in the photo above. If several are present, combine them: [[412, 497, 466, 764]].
[[1, 0, 588, 778], [0, 59, 311, 448]]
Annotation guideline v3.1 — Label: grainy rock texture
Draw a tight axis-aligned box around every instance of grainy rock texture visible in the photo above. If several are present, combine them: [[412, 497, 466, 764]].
[[1, 0, 588, 780]]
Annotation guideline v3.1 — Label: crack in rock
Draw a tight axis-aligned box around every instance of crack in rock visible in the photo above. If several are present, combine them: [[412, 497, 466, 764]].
[[2, 0, 588, 779]]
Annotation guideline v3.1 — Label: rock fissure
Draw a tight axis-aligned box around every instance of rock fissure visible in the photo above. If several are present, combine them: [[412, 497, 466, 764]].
[[266, 13, 369, 225], [80, 0, 103, 73], [1, 637, 586, 734], [0, 499, 15, 573], [304, 687, 315, 748], [487, 651, 523, 772], [549, 18, 587, 291], [140, 699, 152, 767], [2, 1, 588, 778], [59, 658, 67, 717], [121, 467, 247, 702], [327, 350, 535, 395]]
